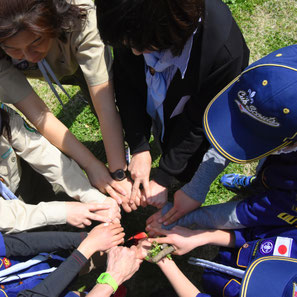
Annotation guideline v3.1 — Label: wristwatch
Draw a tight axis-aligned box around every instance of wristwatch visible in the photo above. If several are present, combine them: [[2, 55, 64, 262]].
[[110, 169, 127, 181], [97, 272, 118, 293]]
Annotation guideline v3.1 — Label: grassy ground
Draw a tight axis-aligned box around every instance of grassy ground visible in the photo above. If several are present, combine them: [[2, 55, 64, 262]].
[[28, 0, 297, 295]]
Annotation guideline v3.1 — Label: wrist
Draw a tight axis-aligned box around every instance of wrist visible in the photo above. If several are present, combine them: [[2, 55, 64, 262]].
[[105, 270, 123, 286], [77, 240, 96, 260], [97, 272, 119, 293]]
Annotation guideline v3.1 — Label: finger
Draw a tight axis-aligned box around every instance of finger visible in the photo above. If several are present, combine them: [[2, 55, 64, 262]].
[[142, 179, 151, 199], [148, 236, 171, 245], [87, 203, 111, 212], [146, 212, 158, 225], [122, 203, 132, 213], [112, 232, 125, 242], [134, 196, 141, 207], [163, 212, 182, 226], [105, 186, 123, 204], [130, 180, 141, 202], [147, 226, 171, 236], [129, 201, 138, 211], [159, 208, 177, 223], [87, 212, 111, 223], [109, 180, 127, 197], [83, 219, 92, 226]]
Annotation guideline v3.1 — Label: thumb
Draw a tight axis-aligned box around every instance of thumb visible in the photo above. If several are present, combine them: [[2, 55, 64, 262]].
[[87, 203, 110, 212]]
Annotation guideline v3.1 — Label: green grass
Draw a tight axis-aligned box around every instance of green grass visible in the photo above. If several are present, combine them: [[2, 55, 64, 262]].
[[29, 0, 297, 295]]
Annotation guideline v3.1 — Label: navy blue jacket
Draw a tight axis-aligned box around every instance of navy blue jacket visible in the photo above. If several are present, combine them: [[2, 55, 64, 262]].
[[201, 225, 297, 297]]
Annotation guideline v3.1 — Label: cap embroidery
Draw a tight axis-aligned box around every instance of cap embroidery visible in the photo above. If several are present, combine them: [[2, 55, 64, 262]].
[[235, 90, 280, 127], [262, 80, 268, 86], [276, 53, 282, 57]]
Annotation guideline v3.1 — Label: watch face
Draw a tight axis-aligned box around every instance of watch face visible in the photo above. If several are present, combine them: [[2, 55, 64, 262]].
[[111, 169, 126, 181]]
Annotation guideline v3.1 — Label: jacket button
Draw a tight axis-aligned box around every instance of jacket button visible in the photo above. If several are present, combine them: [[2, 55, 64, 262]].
[[243, 243, 249, 248]]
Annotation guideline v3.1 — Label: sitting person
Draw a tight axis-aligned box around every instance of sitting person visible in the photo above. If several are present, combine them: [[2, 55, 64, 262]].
[[0, 223, 130, 297], [146, 44, 297, 232], [143, 223, 297, 297], [0, 104, 120, 233]]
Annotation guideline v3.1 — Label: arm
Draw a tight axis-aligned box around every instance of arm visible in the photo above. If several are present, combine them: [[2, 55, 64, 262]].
[[0, 199, 66, 233], [18, 223, 125, 297], [3, 231, 86, 257], [87, 246, 142, 297], [158, 258, 201, 297], [14, 93, 117, 194], [148, 226, 235, 255], [113, 48, 153, 201]]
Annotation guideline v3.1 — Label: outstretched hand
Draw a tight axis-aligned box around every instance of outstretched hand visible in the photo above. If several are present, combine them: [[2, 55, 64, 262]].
[[77, 223, 125, 259], [66, 202, 113, 228], [159, 189, 201, 226], [148, 226, 207, 255]]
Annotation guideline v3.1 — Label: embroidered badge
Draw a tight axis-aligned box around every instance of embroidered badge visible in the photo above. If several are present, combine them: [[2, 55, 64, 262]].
[[259, 240, 274, 255], [235, 89, 280, 127], [293, 282, 297, 297], [273, 236, 293, 257], [2, 258, 11, 269]]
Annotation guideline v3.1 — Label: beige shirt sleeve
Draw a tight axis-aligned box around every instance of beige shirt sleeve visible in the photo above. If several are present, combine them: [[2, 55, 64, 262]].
[[0, 199, 66, 233], [71, 0, 113, 86], [7, 107, 108, 204], [0, 58, 34, 104]]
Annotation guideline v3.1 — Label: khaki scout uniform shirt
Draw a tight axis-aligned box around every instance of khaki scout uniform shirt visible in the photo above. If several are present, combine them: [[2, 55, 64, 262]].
[[0, 0, 112, 104], [0, 106, 108, 233]]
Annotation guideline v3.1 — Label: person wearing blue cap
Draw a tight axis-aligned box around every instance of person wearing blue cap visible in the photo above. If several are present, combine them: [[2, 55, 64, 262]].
[[142, 223, 297, 297], [146, 44, 297, 232]]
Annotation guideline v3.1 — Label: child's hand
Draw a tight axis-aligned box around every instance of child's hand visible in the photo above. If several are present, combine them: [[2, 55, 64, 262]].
[[77, 223, 125, 259], [148, 226, 207, 255], [66, 202, 112, 228], [159, 190, 201, 226], [145, 209, 163, 237]]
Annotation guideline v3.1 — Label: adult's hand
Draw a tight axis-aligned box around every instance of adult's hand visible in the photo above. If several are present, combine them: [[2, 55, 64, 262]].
[[77, 223, 125, 259], [85, 159, 128, 205], [147, 180, 168, 209], [94, 198, 121, 223], [128, 151, 152, 203], [115, 178, 141, 213], [66, 202, 112, 228], [160, 189, 201, 226], [106, 246, 143, 285]]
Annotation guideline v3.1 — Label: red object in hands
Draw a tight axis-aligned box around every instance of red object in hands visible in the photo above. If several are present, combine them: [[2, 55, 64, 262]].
[[125, 232, 148, 247]]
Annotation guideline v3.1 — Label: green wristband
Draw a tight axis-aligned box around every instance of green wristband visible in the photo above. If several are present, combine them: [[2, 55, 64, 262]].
[[97, 272, 118, 293]]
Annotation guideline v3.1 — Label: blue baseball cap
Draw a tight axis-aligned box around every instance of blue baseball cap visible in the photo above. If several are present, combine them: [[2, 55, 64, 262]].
[[203, 44, 297, 163], [240, 256, 297, 297]]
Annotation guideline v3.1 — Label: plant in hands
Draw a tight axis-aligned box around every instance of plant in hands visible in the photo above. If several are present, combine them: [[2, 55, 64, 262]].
[[66, 202, 114, 228], [77, 223, 125, 259], [148, 226, 211, 255], [160, 189, 202, 226], [147, 180, 168, 209], [128, 151, 152, 203]]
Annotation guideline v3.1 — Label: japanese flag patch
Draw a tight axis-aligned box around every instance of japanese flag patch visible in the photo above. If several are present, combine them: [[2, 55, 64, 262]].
[[273, 236, 293, 257]]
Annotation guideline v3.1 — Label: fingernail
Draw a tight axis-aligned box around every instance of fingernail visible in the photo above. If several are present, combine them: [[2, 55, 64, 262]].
[[146, 224, 151, 229], [163, 222, 168, 226], [103, 223, 109, 226], [158, 219, 162, 223]]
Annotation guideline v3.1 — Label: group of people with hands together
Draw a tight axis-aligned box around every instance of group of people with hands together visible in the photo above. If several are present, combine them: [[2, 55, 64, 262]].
[[0, 0, 296, 296]]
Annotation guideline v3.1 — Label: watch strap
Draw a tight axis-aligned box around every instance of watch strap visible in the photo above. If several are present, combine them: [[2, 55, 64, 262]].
[[96, 272, 118, 293]]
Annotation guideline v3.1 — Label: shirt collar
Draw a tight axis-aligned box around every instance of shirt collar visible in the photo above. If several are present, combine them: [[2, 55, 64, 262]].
[[150, 23, 199, 79]]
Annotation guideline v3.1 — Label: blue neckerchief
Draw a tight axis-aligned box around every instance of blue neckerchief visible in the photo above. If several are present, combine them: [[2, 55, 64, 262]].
[[143, 29, 197, 141]]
